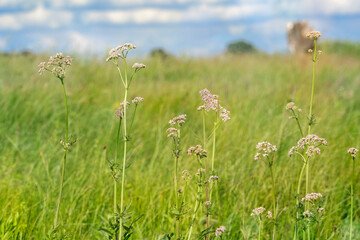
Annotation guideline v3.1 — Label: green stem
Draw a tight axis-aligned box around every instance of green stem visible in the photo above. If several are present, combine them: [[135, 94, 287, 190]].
[[308, 39, 317, 135], [114, 118, 121, 214], [53, 80, 69, 228], [350, 158, 355, 240], [258, 220, 262, 240], [187, 160, 203, 240], [291, 109, 304, 137], [294, 162, 306, 240], [202, 110, 210, 239], [174, 153, 179, 239], [269, 165, 276, 240], [211, 121, 216, 174], [119, 59, 128, 240]]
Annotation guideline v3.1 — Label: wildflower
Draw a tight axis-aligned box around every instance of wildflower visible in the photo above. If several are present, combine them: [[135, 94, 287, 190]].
[[303, 210, 313, 217], [181, 170, 192, 180], [166, 128, 178, 138], [306, 31, 321, 40], [38, 53, 72, 79], [286, 102, 302, 112], [317, 208, 325, 213], [198, 88, 230, 122], [308, 49, 313, 53], [114, 101, 130, 119], [288, 134, 327, 157], [169, 114, 187, 126], [254, 141, 277, 160], [220, 108, 231, 122], [251, 207, 266, 216], [106, 43, 136, 62], [208, 175, 219, 182], [205, 201, 211, 206], [267, 211, 272, 219], [131, 97, 144, 104], [301, 192, 323, 202], [132, 63, 146, 70], [348, 147, 358, 158], [215, 226, 226, 236], [187, 145, 207, 158]]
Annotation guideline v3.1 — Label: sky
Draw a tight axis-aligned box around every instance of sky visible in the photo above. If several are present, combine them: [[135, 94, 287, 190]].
[[0, 0, 360, 56]]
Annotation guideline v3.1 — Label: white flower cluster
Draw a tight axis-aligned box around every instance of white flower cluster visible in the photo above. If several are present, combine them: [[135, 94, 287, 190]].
[[187, 145, 207, 158], [38, 53, 72, 79], [348, 147, 358, 158], [301, 192, 323, 202], [106, 43, 136, 62], [254, 141, 277, 161], [215, 226, 226, 236], [303, 210, 312, 217], [288, 134, 327, 157], [251, 207, 266, 216], [166, 128, 178, 138], [306, 31, 321, 40], [131, 97, 144, 104], [169, 114, 187, 126], [198, 89, 230, 122], [132, 62, 146, 70]]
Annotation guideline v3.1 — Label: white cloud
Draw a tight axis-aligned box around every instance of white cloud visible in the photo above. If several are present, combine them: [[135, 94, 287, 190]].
[[67, 31, 97, 53], [0, 5, 73, 30], [83, 4, 271, 24]]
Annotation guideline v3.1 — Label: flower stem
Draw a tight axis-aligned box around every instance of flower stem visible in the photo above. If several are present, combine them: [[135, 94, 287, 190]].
[[350, 157, 355, 240], [203, 110, 210, 240], [269, 165, 277, 240], [53, 79, 69, 228], [114, 117, 121, 214], [294, 162, 306, 240], [258, 219, 262, 240], [308, 39, 317, 135], [119, 59, 128, 240]]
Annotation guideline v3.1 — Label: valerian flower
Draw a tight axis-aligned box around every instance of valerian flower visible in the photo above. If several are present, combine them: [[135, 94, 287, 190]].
[[106, 43, 136, 62], [306, 31, 321, 40], [288, 134, 327, 157], [254, 141, 277, 161], [38, 53, 72, 79], [348, 147, 358, 158], [131, 96, 144, 104], [187, 145, 207, 158], [169, 114, 187, 126], [198, 88, 230, 122], [301, 192, 323, 202], [251, 207, 266, 217], [215, 226, 226, 236]]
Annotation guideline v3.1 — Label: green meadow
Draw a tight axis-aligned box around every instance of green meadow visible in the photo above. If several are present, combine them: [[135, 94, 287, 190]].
[[0, 50, 359, 239]]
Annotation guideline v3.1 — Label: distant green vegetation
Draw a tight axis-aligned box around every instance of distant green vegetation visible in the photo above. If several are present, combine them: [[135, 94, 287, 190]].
[[320, 40, 360, 58], [226, 40, 257, 54], [0, 52, 359, 239]]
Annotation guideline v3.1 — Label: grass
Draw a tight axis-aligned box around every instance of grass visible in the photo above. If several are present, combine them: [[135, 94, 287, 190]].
[[0, 51, 359, 239]]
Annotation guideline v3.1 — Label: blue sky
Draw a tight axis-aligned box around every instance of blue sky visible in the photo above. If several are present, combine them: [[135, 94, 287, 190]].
[[0, 0, 360, 56]]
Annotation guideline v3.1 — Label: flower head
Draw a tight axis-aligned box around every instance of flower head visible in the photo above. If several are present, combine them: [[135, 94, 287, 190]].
[[132, 97, 144, 104], [348, 147, 358, 158], [267, 211, 272, 219], [198, 88, 230, 122], [306, 31, 321, 40], [169, 114, 187, 126], [132, 63, 146, 70], [301, 192, 323, 202], [205, 201, 212, 206], [254, 141, 277, 161], [38, 53, 72, 79], [187, 145, 207, 158], [166, 128, 178, 138], [251, 207, 266, 217], [303, 210, 313, 217], [288, 134, 327, 157], [106, 43, 136, 62], [208, 175, 219, 182], [215, 226, 226, 236]]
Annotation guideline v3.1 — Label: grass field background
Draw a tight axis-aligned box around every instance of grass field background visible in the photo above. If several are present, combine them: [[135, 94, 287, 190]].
[[0, 51, 359, 239]]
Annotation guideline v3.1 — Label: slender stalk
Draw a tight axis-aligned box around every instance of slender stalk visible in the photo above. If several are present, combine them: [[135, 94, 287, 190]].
[[53, 79, 69, 228], [119, 59, 128, 240], [174, 152, 179, 238], [308, 40, 317, 135], [202, 110, 210, 240], [114, 118, 122, 214], [269, 165, 276, 240], [187, 160, 203, 240], [350, 157, 355, 240], [211, 121, 217, 174], [294, 162, 306, 240], [291, 109, 304, 137], [258, 219, 262, 240]]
